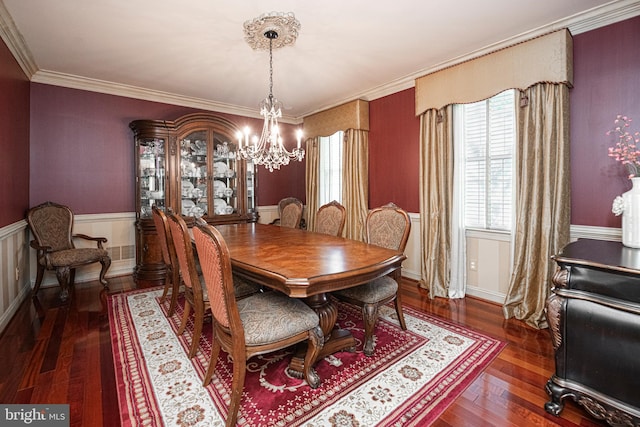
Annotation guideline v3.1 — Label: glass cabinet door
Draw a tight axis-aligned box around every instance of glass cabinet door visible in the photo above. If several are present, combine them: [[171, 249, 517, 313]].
[[212, 132, 239, 216], [246, 161, 256, 213], [137, 137, 166, 218], [180, 131, 208, 218]]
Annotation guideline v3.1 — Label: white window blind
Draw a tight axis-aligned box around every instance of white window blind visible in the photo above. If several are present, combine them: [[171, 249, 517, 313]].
[[458, 90, 515, 231], [319, 131, 344, 205]]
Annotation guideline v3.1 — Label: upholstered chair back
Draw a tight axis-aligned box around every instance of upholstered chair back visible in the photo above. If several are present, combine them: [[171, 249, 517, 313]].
[[167, 213, 200, 292], [315, 201, 346, 236], [366, 203, 411, 252], [193, 225, 234, 330], [278, 197, 303, 228], [28, 202, 74, 251], [152, 207, 173, 267]]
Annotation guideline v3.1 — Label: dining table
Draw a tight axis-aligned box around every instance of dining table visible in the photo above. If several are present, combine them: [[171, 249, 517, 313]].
[[211, 222, 407, 376]]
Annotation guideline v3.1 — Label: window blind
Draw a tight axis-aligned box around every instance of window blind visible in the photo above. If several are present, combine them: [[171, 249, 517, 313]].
[[461, 90, 515, 231]]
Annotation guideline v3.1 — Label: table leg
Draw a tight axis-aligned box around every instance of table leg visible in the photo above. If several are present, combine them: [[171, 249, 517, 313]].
[[288, 292, 356, 378]]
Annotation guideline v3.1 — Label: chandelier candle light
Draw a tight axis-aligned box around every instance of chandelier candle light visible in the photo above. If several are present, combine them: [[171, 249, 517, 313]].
[[237, 12, 305, 172]]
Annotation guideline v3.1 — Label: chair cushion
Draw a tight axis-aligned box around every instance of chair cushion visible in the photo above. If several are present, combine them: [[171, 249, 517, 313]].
[[233, 274, 262, 299], [334, 276, 398, 304], [48, 248, 108, 267], [237, 292, 319, 346]]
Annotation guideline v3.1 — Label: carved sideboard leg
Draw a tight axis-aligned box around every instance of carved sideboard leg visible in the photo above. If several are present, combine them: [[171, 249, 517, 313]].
[[545, 378, 569, 416]]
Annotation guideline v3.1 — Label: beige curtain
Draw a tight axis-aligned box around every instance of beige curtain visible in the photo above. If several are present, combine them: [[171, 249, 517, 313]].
[[502, 83, 571, 329], [305, 137, 321, 232], [342, 129, 369, 241], [418, 106, 454, 298]]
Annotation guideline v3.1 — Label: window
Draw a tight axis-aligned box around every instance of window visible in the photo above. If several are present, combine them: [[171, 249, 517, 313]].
[[455, 90, 515, 231], [319, 131, 344, 205]]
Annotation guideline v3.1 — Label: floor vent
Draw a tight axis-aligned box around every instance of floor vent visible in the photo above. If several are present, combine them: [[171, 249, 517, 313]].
[[121, 245, 135, 260], [107, 246, 121, 261]]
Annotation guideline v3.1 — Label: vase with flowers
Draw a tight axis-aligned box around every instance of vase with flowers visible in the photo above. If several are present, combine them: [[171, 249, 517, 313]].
[[609, 115, 640, 248]]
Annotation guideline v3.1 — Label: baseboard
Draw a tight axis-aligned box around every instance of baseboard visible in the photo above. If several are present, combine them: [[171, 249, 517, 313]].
[[465, 286, 505, 305]]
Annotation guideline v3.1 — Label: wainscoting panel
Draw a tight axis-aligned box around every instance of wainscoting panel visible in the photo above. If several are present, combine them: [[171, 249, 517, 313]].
[[0, 220, 30, 334]]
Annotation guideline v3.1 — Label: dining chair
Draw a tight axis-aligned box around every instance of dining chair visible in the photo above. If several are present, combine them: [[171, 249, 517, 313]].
[[193, 222, 324, 427], [332, 202, 410, 356], [167, 212, 209, 358], [270, 197, 304, 228], [27, 201, 111, 301], [152, 206, 181, 316], [168, 214, 263, 358], [314, 200, 346, 236]]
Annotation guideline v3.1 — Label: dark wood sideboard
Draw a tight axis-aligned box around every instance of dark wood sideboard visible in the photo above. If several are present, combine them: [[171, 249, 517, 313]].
[[545, 238, 640, 426]]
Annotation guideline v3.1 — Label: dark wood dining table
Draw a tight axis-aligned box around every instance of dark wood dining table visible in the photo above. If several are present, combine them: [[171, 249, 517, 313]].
[[212, 222, 406, 374]]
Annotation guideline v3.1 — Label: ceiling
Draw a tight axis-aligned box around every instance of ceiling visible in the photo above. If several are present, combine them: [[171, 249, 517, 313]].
[[1, 0, 638, 122]]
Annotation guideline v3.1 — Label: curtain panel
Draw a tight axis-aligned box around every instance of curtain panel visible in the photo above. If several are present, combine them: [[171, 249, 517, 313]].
[[502, 83, 571, 329], [342, 129, 369, 241], [305, 137, 321, 232], [419, 107, 454, 298]]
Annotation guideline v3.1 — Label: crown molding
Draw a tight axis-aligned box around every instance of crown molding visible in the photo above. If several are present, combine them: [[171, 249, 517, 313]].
[[30, 69, 301, 124], [2, 0, 639, 120], [0, 0, 37, 78]]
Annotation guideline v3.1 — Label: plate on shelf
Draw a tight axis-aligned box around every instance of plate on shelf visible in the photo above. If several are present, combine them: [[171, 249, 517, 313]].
[[181, 199, 195, 216], [213, 198, 227, 215], [214, 162, 228, 177], [182, 181, 194, 197], [213, 180, 227, 197]]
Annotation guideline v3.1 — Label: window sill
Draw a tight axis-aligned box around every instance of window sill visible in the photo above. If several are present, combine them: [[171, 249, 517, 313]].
[[465, 228, 511, 242]]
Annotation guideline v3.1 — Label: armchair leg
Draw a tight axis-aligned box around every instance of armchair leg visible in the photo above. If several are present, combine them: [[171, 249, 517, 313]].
[[56, 266, 71, 302], [99, 256, 111, 288], [32, 263, 45, 296]]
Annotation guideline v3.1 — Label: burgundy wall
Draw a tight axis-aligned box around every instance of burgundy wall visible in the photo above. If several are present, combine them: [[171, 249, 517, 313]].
[[5, 15, 640, 226], [368, 88, 420, 212], [29, 84, 304, 214], [570, 15, 640, 227], [255, 123, 306, 206], [0, 37, 30, 227]]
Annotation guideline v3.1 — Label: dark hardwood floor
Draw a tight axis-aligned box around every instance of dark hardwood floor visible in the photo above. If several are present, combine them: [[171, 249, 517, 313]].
[[0, 276, 606, 426]]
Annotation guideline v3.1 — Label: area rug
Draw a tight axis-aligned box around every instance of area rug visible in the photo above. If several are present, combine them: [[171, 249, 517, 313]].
[[109, 287, 505, 426]]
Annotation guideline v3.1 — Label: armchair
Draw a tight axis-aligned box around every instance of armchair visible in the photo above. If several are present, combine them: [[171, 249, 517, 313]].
[[27, 201, 111, 301], [332, 202, 410, 356]]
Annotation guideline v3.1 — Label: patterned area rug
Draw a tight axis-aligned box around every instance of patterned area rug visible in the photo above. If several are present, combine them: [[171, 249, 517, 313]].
[[109, 287, 505, 426]]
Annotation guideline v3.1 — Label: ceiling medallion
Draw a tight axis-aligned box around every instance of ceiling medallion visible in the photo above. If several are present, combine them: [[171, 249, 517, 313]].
[[243, 12, 300, 51]]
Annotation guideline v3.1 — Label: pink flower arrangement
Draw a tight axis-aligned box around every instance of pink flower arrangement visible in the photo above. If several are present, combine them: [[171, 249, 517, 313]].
[[608, 115, 640, 178]]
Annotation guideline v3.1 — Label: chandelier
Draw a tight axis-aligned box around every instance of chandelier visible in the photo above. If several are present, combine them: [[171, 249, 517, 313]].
[[237, 12, 305, 172]]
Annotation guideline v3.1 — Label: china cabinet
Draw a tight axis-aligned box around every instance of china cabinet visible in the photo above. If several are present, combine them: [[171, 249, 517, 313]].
[[130, 112, 257, 287]]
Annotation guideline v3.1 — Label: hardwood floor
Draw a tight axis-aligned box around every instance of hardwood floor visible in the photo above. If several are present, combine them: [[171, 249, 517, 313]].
[[0, 276, 606, 426]]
